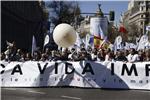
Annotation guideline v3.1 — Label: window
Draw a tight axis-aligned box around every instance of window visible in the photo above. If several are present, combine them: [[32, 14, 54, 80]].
[[141, 7, 144, 11], [141, 1, 144, 4], [140, 21, 143, 25], [140, 29, 143, 33], [141, 15, 144, 18], [138, 1, 141, 5]]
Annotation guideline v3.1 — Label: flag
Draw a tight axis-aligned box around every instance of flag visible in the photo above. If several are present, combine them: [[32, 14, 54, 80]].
[[99, 37, 107, 48], [146, 26, 150, 31], [137, 35, 149, 50], [32, 35, 37, 56], [145, 42, 150, 49], [94, 36, 103, 48], [72, 32, 82, 52], [99, 25, 105, 40], [90, 17, 108, 39], [113, 35, 123, 53], [92, 24, 105, 40], [99, 37, 111, 49], [93, 26, 105, 48], [119, 13, 123, 23], [74, 32, 82, 48], [85, 34, 90, 49], [89, 35, 94, 45], [92, 26, 105, 48], [90, 18, 108, 48], [44, 35, 49, 47], [119, 24, 127, 33], [6, 40, 13, 47]]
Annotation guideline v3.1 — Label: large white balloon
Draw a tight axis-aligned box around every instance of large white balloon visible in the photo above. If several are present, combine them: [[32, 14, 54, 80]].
[[53, 23, 77, 48]]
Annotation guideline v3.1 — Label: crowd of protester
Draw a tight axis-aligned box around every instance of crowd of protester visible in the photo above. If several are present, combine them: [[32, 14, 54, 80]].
[[1, 41, 150, 63]]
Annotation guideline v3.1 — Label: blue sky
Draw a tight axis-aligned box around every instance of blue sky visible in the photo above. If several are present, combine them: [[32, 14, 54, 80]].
[[45, 0, 129, 25], [78, 1, 129, 25]]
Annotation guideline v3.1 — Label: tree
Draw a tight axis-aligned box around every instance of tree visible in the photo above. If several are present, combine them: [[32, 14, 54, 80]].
[[47, 1, 82, 26], [45, 1, 83, 50], [127, 23, 139, 43]]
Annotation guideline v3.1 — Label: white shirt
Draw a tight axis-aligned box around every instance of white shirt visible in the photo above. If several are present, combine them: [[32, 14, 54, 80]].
[[127, 54, 139, 62], [104, 54, 114, 62], [68, 54, 73, 59], [91, 53, 97, 60]]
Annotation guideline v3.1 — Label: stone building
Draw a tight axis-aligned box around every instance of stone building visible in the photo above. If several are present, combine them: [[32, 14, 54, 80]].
[[123, 0, 150, 36]]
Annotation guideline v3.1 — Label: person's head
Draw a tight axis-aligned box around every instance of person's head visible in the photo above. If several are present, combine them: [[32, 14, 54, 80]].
[[41, 53, 47, 61], [105, 48, 111, 54], [99, 49, 104, 54], [17, 49, 22, 55], [12, 41, 16, 47], [98, 49, 105, 57], [33, 51, 41, 60], [51, 50, 55, 57], [21, 53, 26, 59], [145, 49, 150, 57], [26, 52, 32, 60], [7, 46, 12, 50], [62, 50, 68, 56], [65, 48, 69, 53], [138, 50, 143, 56], [0, 53, 6, 60], [80, 43, 85, 48], [107, 51, 115, 59], [45, 48, 50, 54], [61, 48, 67, 53], [129, 48, 136, 55], [80, 48, 86, 54], [87, 46, 92, 53], [71, 48, 75, 53], [116, 50, 122, 57], [123, 50, 129, 56], [92, 48, 97, 54]]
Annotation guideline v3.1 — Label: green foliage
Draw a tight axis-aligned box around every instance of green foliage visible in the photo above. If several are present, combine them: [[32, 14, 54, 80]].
[[48, 1, 82, 26]]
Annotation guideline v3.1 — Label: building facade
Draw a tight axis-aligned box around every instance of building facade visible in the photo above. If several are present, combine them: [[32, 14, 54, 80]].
[[1, 1, 48, 52], [123, 0, 150, 35]]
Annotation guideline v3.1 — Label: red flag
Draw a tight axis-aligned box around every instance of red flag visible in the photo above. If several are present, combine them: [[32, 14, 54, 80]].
[[119, 25, 127, 33]]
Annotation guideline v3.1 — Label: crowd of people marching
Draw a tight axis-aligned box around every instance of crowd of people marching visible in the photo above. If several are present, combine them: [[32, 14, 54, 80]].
[[1, 41, 150, 62]]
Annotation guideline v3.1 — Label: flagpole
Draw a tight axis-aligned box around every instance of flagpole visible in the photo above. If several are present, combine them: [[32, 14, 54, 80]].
[[31, 35, 37, 56]]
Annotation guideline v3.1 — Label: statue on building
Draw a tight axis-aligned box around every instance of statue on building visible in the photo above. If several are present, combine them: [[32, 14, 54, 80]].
[[96, 4, 104, 17]]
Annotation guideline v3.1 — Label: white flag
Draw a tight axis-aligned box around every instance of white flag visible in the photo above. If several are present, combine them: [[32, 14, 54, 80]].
[[44, 35, 49, 46], [90, 17, 108, 39], [146, 26, 150, 31], [99, 25, 105, 39], [32, 35, 37, 56], [74, 32, 81, 48], [113, 35, 122, 53], [6, 40, 13, 47], [137, 35, 149, 50], [85, 34, 91, 49]]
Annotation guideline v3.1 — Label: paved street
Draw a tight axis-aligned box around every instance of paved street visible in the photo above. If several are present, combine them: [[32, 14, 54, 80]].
[[1, 87, 150, 100]]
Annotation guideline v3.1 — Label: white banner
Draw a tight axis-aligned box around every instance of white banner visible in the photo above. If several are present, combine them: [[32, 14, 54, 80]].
[[90, 17, 108, 39], [146, 26, 150, 31], [0, 61, 150, 90]]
